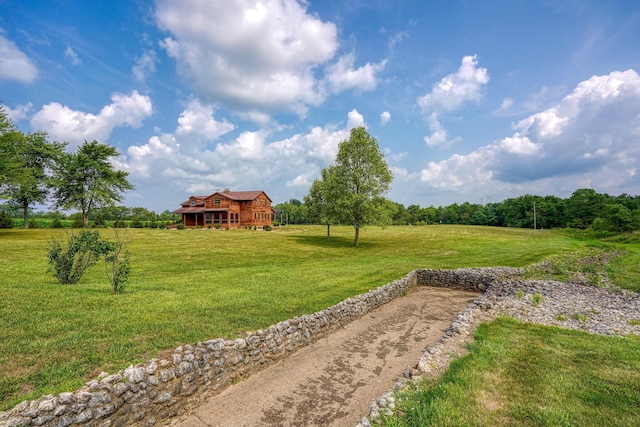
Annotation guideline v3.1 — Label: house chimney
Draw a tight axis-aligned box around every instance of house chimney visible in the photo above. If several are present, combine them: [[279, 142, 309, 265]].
[[223, 188, 230, 193]]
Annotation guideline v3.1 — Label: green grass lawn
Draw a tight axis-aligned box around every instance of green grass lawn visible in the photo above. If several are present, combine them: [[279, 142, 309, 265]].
[[375, 317, 640, 427], [0, 225, 632, 411]]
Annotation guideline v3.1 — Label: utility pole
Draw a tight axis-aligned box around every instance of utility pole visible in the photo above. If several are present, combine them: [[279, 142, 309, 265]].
[[533, 201, 537, 230]]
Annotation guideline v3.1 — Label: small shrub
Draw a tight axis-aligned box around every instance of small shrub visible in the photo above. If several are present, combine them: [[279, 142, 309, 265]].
[[571, 313, 588, 322], [112, 219, 127, 228], [50, 218, 65, 228], [47, 230, 105, 284], [130, 218, 143, 228], [177, 223, 185, 230], [93, 213, 106, 228], [71, 217, 84, 228], [0, 211, 13, 228], [102, 229, 131, 294], [28, 218, 39, 229], [531, 292, 543, 306], [263, 225, 272, 231]]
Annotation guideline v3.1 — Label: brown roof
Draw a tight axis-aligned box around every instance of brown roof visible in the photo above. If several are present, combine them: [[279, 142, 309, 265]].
[[177, 190, 272, 211], [211, 190, 270, 202]]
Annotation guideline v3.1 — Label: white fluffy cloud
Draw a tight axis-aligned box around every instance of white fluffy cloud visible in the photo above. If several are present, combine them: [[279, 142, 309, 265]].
[[2, 102, 33, 122], [418, 69, 640, 199], [155, 0, 340, 117], [31, 91, 153, 147], [123, 107, 369, 196], [380, 111, 391, 126], [418, 55, 489, 112], [325, 53, 387, 93], [418, 55, 489, 147], [0, 33, 38, 83]]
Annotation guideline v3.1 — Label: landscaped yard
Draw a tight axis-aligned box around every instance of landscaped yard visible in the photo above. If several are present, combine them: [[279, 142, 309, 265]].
[[0, 225, 637, 415]]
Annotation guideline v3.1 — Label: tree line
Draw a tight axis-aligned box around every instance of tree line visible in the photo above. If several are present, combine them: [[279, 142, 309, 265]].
[[276, 189, 640, 233], [0, 106, 133, 228]]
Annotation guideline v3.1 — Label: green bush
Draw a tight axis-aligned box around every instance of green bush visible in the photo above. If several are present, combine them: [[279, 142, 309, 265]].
[[102, 229, 131, 294], [50, 218, 65, 228], [47, 231, 106, 284], [93, 213, 106, 228], [177, 223, 185, 230], [263, 225, 272, 231], [28, 218, 40, 229], [112, 219, 127, 228], [130, 218, 143, 228], [0, 211, 12, 228]]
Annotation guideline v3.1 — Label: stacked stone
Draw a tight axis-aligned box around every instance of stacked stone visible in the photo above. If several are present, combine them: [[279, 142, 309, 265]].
[[360, 268, 640, 426], [1, 272, 418, 427]]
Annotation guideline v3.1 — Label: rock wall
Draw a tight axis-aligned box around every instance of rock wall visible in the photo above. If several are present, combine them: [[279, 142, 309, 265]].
[[2, 271, 429, 427]]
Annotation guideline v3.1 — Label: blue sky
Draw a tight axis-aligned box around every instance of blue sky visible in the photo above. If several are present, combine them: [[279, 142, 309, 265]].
[[1, 0, 639, 213]]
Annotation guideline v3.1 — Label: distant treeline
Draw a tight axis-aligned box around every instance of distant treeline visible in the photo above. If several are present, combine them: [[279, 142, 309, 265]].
[[2, 188, 639, 233], [0, 206, 176, 229], [274, 188, 640, 233]]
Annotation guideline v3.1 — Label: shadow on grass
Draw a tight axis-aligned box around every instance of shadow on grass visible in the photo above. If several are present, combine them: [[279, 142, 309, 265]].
[[284, 233, 378, 249]]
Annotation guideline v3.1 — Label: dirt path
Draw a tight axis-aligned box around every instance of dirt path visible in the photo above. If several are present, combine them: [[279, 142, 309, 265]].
[[167, 287, 479, 427]]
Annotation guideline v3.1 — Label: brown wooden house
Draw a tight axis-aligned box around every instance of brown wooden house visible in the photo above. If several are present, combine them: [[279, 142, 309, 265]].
[[172, 189, 275, 229]]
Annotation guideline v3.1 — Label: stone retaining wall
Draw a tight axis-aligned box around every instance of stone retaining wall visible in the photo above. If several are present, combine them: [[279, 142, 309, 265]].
[[1, 268, 524, 427]]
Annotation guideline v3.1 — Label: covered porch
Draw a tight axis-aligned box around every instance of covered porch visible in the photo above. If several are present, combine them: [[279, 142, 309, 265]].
[[172, 207, 237, 228]]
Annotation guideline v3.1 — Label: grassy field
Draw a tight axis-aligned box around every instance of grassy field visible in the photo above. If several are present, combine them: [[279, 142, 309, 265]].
[[375, 317, 640, 427], [0, 225, 634, 412]]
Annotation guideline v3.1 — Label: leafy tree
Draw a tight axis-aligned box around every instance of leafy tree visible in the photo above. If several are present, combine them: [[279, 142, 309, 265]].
[[0, 107, 21, 189], [328, 127, 393, 246], [0, 128, 65, 228], [420, 206, 438, 224], [593, 203, 634, 232], [52, 140, 134, 228], [0, 210, 13, 228], [304, 166, 339, 238], [566, 189, 607, 229], [274, 199, 308, 224]]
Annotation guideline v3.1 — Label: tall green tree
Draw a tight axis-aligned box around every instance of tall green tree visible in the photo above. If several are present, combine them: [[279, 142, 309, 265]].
[[304, 166, 339, 238], [1, 131, 65, 228], [0, 107, 22, 194], [328, 127, 393, 246], [0, 107, 66, 228], [53, 140, 134, 228]]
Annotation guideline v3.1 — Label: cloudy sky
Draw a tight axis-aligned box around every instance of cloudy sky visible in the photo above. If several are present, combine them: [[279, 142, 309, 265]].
[[1, 0, 639, 213]]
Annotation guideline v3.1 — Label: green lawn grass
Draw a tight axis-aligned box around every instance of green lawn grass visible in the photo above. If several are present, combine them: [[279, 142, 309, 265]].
[[375, 317, 640, 427], [0, 225, 621, 410]]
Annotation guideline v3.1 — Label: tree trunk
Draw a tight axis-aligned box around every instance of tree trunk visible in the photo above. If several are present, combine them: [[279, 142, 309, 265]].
[[354, 226, 360, 246], [83, 210, 90, 228], [22, 201, 29, 229], [326, 224, 331, 238]]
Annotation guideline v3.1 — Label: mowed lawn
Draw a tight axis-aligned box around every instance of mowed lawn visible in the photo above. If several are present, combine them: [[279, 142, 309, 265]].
[[0, 225, 587, 409]]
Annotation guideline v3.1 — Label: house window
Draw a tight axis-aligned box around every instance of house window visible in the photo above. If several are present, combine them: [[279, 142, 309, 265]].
[[214, 198, 221, 205], [190, 199, 196, 206]]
